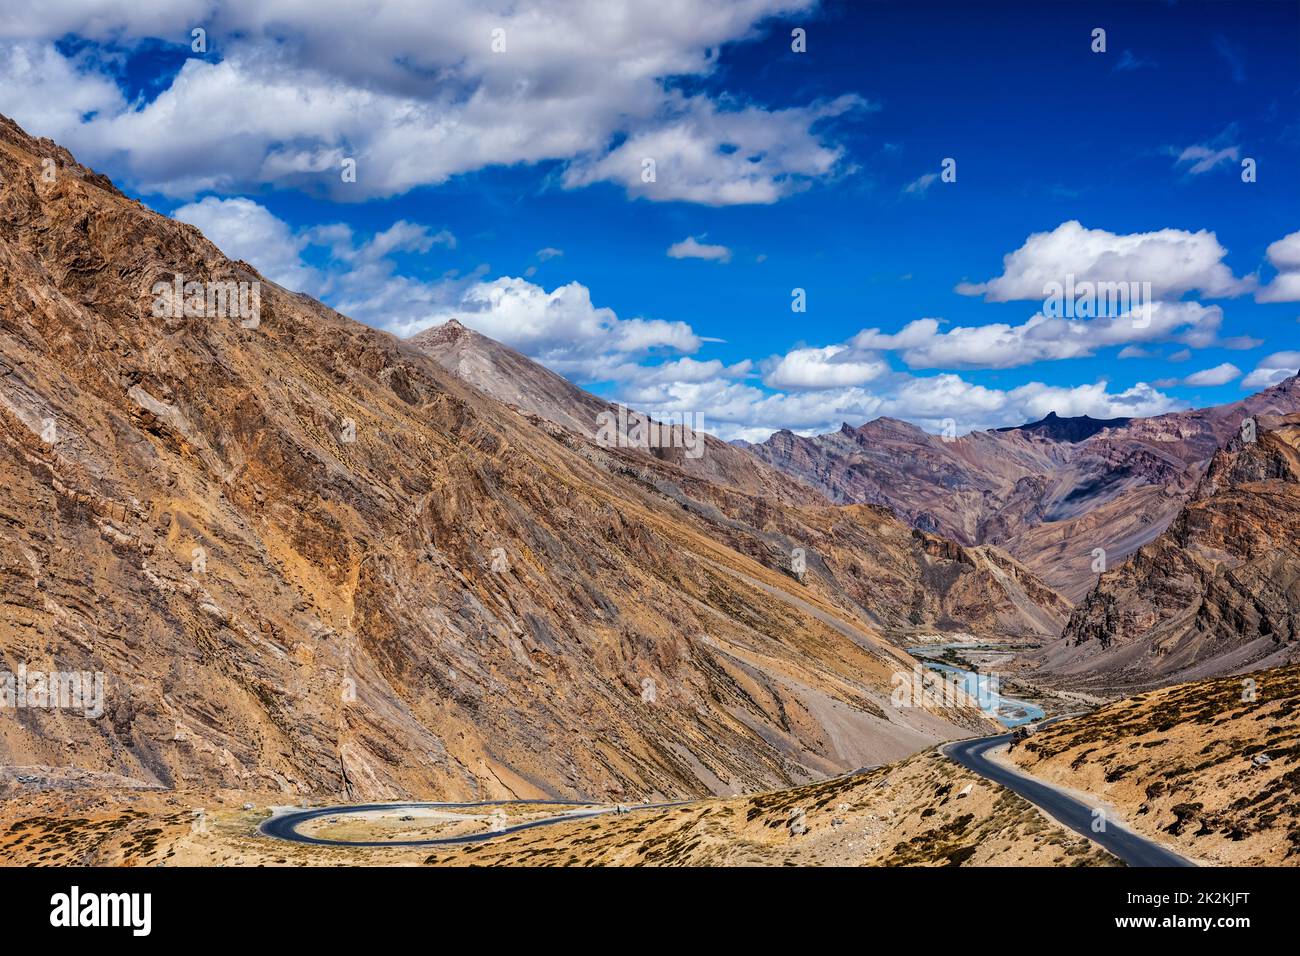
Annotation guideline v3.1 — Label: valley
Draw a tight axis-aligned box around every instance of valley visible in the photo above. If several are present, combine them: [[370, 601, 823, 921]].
[[0, 109, 1297, 870]]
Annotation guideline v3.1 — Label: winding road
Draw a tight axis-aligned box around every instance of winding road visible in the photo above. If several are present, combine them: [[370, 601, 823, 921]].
[[262, 729, 1194, 865], [259, 799, 684, 848], [942, 732, 1194, 867]]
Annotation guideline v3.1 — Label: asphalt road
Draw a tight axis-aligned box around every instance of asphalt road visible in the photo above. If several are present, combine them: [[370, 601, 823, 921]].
[[942, 732, 1194, 867], [259, 799, 683, 848], [262, 732, 1194, 865]]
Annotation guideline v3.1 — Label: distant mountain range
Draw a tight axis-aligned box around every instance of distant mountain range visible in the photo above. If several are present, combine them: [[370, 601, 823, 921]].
[[995, 411, 1132, 443], [741, 376, 1300, 602], [1041, 411, 1300, 690]]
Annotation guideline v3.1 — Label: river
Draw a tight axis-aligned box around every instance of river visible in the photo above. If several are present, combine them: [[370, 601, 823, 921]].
[[906, 645, 1045, 729]]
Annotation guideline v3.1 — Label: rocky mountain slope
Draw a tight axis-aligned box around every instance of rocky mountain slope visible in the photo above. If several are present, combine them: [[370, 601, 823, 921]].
[[409, 316, 1072, 642], [1, 114, 1041, 806], [743, 377, 1300, 602], [411, 318, 810, 503], [1034, 413, 1300, 690]]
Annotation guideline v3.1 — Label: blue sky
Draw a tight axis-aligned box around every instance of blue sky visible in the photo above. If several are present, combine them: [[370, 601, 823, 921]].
[[2, 0, 1297, 440]]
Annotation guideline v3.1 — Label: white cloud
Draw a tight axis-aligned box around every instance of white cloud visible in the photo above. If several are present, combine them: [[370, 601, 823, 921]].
[[172, 196, 322, 293], [1117, 345, 1153, 359], [1002, 380, 1182, 422], [762, 345, 888, 389], [1257, 230, 1300, 303], [667, 236, 732, 263], [166, 198, 1198, 443], [1242, 351, 1300, 389], [164, 200, 1258, 443], [903, 171, 937, 195], [1172, 125, 1242, 176], [0, 2, 861, 204], [845, 302, 1231, 371], [0, 41, 124, 145], [1182, 362, 1241, 386], [427, 277, 701, 374], [1175, 144, 1239, 175], [612, 356, 752, 387], [624, 369, 1185, 441], [955, 220, 1252, 302], [563, 92, 869, 205], [172, 197, 698, 376]]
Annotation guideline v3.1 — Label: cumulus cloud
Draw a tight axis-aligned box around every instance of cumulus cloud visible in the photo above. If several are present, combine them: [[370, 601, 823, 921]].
[[1257, 230, 1300, 303], [563, 92, 869, 205], [762, 345, 888, 389], [163, 199, 1259, 443], [173, 196, 467, 330], [172, 197, 698, 376], [844, 301, 1236, 371], [667, 236, 732, 263], [173, 196, 322, 293], [421, 277, 701, 375], [0, 1, 865, 204], [1242, 351, 1300, 389], [1181, 363, 1241, 386], [955, 220, 1252, 301], [623, 369, 1185, 442], [167, 198, 1186, 440], [0, 42, 124, 146]]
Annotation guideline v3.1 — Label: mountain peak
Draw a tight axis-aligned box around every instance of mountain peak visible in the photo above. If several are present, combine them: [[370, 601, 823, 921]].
[[996, 411, 1130, 442], [411, 318, 470, 347]]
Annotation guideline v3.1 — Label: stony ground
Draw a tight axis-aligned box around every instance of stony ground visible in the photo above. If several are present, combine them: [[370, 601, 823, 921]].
[[1010, 662, 1300, 866]]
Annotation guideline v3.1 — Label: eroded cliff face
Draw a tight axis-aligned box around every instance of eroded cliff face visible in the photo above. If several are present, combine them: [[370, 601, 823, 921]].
[[1039, 415, 1300, 691], [1, 114, 1016, 803]]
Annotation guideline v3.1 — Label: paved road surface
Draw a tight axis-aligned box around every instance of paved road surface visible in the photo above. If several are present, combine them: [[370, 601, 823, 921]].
[[942, 732, 1194, 867], [262, 729, 1194, 865], [259, 799, 683, 848]]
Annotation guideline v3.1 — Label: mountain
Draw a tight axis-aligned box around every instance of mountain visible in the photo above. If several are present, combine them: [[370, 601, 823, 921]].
[[1034, 412, 1300, 690], [0, 113, 1035, 805], [410, 318, 818, 503], [410, 319, 1072, 641], [995, 410, 1131, 443], [745, 379, 1300, 602]]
